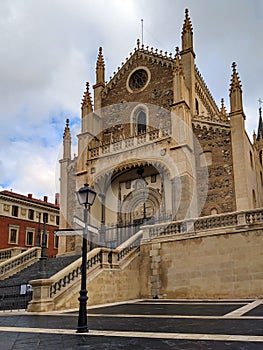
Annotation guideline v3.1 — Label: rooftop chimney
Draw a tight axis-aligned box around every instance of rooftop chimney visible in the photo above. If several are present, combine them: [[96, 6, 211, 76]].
[[28, 194, 33, 199], [55, 193, 60, 205], [43, 196, 48, 202]]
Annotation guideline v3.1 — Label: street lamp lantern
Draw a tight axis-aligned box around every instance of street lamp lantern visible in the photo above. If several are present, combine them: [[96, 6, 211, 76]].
[[76, 184, 96, 333], [76, 183, 96, 207]]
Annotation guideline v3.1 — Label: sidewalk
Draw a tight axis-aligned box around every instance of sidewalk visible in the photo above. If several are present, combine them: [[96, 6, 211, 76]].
[[0, 299, 263, 349]]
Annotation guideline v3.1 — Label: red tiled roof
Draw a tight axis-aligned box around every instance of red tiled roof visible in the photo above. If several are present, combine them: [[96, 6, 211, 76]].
[[0, 190, 59, 209]]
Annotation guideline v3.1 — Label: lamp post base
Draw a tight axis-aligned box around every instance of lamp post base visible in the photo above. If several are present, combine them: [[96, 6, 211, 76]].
[[76, 287, 88, 332], [76, 326, 89, 333]]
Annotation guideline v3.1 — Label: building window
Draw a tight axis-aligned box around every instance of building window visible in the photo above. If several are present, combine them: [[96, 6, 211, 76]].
[[28, 209, 34, 220], [128, 68, 148, 91], [54, 234, 59, 249], [26, 230, 34, 246], [137, 110, 146, 134], [12, 205, 19, 217], [43, 213, 48, 223], [9, 226, 19, 244], [46, 232, 49, 248], [56, 215, 60, 226], [260, 150, 263, 166]]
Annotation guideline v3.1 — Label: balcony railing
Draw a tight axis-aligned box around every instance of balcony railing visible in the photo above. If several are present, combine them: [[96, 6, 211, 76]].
[[142, 208, 263, 240], [88, 127, 171, 160]]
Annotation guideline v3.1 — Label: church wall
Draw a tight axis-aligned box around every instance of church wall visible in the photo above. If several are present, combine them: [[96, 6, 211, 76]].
[[101, 55, 174, 116], [193, 122, 236, 216]]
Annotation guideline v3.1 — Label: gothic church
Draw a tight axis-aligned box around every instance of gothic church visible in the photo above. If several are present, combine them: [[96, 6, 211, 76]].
[[58, 9, 263, 255]]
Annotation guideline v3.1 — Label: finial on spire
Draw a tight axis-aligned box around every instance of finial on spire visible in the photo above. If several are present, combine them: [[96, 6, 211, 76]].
[[229, 62, 244, 116], [137, 38, 140, 49], [96, 46, 105, 85], [182, 8, 193, 34], [173, 47, 183, 76], [81, 81, 93, 113], [63, 118, 71, 159], [230, 62, 242, 92], [256, 98, 263, 140], [220, 98, 228, 121], [63, 118, 71, 138], [181, 8, 194, 55]]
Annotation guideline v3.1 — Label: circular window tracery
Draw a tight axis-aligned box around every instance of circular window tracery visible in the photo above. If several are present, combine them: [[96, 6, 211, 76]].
[[129, 69, 148, 91]]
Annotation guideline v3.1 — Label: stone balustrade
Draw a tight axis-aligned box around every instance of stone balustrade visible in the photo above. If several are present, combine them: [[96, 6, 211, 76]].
[[0, 247, 29, 262], [0, 247, 41, 280], [89, 128, 170, 160], [142, 208, 263, 240], [28, 232, 142, 312]]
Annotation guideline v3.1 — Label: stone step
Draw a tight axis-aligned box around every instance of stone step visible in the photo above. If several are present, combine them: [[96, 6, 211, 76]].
[[0, 254, 80, 287], [0, 254, 80, 310]]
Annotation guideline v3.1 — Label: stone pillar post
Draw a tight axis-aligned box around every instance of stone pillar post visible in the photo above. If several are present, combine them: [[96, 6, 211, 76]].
[[27, 279, 54, 312]]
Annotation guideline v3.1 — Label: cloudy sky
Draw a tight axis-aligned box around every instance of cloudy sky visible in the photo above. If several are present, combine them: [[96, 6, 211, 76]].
[[0, 0, 262, 202]]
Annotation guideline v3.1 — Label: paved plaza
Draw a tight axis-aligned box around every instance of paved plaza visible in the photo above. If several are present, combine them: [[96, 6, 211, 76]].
[[1, 299, 263, 349]]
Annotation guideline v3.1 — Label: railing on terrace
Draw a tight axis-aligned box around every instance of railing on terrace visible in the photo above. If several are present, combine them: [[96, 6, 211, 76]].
[[144, 208, 263, 240], [194, 212, 238, 231], [88, 127, 171, 159], [0, 247, 41, 280], [245, 209, 263, 224]]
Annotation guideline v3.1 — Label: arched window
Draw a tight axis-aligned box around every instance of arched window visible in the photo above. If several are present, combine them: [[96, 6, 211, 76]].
[[137, 110, 146, 134]]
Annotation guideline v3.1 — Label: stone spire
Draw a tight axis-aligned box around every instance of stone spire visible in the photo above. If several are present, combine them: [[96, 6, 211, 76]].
[[173, 47, 185, 103], [220, 98, 228, 122], [174, 47, 184, 75], [257, 106, 263, 140], [96, 46, 105, 85], [81, 82, 93, 115], [229, 62, 244, 116], [181, 8, 194, 55], [63, 118, 71, 160]]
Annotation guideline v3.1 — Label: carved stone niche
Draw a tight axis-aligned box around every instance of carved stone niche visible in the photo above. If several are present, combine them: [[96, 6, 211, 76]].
[[21, 208, 26, 216], [4, 204, 10, 212]]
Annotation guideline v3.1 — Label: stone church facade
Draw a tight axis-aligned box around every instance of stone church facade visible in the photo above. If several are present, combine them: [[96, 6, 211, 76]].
[[58, 9, 263, 255]]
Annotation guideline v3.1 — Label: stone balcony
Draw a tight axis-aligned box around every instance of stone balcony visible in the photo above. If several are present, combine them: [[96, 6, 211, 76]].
[[88, 127, 171, 160]]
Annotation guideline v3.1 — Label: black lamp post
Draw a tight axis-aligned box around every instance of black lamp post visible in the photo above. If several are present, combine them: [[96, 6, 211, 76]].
[[76, 183, 96, 333], [37, 213, 41, 247]]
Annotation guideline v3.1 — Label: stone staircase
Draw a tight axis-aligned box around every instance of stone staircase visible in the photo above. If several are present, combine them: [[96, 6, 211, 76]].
[[0, 254, 80, 310]]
